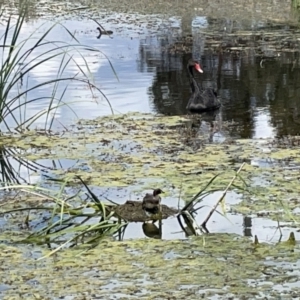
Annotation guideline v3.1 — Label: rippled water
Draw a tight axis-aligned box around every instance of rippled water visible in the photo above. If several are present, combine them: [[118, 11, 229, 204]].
[[2, 3, 300, 299], [2, 8, 300, 139], [1, 2, 300, 241]]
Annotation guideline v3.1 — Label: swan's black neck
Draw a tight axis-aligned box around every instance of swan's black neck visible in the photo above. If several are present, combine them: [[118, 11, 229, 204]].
[[188, 64, 197, 93], [188, 65, 195, 78], [97, 27, 101, 39]]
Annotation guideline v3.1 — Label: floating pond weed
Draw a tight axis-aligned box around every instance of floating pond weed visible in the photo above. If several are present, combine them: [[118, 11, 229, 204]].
[[0, 0, 300, 297]]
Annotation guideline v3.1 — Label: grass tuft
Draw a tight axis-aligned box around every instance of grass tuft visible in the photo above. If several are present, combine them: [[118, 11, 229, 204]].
[[0, 6, 117, 132]]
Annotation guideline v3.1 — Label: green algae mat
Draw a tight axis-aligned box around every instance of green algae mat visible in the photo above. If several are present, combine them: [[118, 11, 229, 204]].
[[1, 234, 299, 299], [1, 113, 300, 298], [8, 112, 300, 220]]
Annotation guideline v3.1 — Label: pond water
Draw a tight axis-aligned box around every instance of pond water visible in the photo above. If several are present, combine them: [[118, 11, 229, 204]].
[[2, 1, 300, 299], [1, 1, 300, 241], [3, 6, 300, 138]]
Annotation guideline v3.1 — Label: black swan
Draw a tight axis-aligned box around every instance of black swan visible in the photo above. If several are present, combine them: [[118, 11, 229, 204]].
[[186, 59, 221, 112], [97, 27, 113, 39], [142, 188, 164, 216]]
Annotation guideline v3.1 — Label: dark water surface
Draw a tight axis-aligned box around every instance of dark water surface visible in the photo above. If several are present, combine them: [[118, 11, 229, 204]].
[[3, 8, 300, 139]]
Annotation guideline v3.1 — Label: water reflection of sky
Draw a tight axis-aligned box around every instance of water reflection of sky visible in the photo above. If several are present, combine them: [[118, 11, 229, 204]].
[[253, 109, 275, 138], [0, 16, 298, 138], [1, 19, 156, 130]]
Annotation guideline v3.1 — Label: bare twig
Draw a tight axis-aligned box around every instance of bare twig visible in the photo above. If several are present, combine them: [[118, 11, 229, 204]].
[[201, 163, 245, 230]]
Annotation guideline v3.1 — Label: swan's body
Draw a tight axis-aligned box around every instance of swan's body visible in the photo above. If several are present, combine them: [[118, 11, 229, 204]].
[[186, 59, 220, 112]]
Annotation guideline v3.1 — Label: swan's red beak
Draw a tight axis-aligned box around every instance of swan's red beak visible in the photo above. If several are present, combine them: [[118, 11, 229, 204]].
[[195, 63, 203, 73]]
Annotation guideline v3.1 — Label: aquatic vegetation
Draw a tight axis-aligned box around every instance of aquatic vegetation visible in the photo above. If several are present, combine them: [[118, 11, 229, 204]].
[[0, 1, 299, 297], [2, 112, 300, 251], [0, 131, 246, 252], [0, 178, 128, 252], [1, 233, 300, 299], [0, 170, 228, 250], [3, 112, 300, 213], [0, 6, 119, 184]]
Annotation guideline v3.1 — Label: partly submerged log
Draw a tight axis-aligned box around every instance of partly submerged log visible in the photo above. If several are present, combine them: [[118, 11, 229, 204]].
[[110, 200, 178, 222]]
